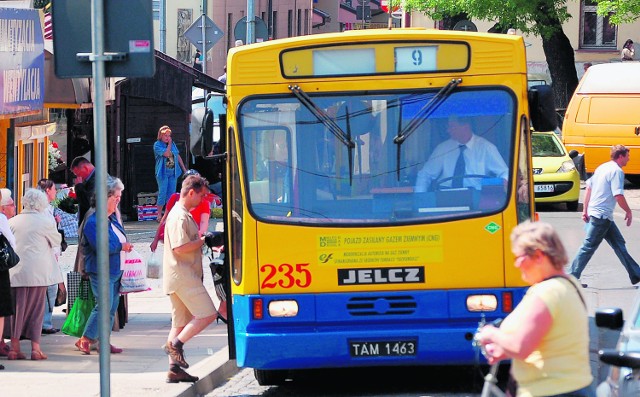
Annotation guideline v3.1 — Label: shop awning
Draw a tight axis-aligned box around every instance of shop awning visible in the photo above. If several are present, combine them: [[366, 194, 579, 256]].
[[14, 122, 56, 141], [44, 41, 92, 109], [154, 50, 225, 93], [117, 50, 225, 113]]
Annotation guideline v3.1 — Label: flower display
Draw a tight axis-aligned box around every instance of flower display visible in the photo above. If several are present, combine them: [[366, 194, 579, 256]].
[[48, 141, 64, 171], [53, 187, 78, 214]]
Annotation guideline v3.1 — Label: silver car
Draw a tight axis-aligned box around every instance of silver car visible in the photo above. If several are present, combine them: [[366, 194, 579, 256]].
[[595, 297, 640, 397]]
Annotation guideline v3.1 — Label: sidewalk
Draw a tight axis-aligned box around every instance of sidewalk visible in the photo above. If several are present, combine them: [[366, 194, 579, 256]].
[[0, 219, 237, 397]]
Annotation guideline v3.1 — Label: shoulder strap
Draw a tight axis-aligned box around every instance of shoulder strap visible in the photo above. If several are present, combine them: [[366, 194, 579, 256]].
[[544, 275, 586, 309]]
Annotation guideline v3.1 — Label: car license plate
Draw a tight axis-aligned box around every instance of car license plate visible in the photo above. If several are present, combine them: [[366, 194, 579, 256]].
[[534, 184, 554, 193], [350, 340, 417, 357]]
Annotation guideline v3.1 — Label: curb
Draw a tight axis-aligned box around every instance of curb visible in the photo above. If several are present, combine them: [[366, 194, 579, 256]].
[[175, 350, 239, 397]]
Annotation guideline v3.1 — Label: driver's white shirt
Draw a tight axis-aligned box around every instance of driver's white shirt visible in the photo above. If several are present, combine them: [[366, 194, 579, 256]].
[[414, 134, 508, 192]]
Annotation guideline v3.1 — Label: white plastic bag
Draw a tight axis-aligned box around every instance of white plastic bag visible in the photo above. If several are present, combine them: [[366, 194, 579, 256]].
[[120, 249, 151, 293], [147, 249, 163, 279]]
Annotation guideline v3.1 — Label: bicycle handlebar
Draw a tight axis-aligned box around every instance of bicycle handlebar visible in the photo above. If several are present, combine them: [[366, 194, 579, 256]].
[[473, 318, 503, 359]]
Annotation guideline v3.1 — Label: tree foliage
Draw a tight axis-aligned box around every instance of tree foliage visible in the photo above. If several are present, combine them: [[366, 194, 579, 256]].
[[33, 0, 50, 9], [403, 0, 572, 40], [597, 1, 640, 25], [402, 0, 579, 108]]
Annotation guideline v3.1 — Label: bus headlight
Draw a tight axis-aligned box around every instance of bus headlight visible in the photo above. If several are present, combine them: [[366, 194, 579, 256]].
[[268, 300, 299, 317], [466, 295, 498, 312]]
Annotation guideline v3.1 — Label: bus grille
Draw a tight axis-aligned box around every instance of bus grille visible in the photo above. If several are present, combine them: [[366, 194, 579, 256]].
[[347, 296, 417, 316]]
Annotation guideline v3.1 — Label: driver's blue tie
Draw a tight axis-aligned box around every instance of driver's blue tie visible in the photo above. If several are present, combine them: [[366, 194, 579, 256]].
[[453, 144, 466, 188]]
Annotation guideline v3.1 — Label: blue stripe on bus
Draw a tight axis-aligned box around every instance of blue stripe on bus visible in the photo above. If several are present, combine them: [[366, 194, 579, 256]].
[[232, 288, 526, 369]]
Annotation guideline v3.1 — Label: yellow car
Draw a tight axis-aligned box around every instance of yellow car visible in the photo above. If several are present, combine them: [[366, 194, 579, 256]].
[[532, 130, 581, 211]]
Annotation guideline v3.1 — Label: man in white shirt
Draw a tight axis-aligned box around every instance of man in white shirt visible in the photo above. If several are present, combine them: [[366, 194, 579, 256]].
[[414, 117, 508, 192], [570, 144, 640, 287]]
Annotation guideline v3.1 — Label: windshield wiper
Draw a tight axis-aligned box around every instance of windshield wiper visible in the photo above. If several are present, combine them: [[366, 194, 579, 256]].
[[392, 78, 462, 180], [289, 85, 356, 184], [394, 78, 462, 144]]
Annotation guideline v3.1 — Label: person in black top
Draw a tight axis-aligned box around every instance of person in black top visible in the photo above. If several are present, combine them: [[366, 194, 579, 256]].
[[70, 156, 96, 226], [193, 49, 202, 71]]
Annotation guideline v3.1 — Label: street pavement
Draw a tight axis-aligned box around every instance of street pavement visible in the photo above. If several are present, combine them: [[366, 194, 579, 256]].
[[541, 182, 640, 384], [0, 218, 238, 397]]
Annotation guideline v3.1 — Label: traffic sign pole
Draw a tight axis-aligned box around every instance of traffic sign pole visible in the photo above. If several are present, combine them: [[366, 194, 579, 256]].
[[184, 15, 223, 53], [200, 15, 207, 74], [381, 0, 395, 29], [247, 0, 255, 44], [87, 0, 111, 395], [184, 14, 223, 76]]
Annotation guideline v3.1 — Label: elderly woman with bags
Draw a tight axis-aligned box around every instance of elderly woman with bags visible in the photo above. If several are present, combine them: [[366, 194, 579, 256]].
[[74, 176, 133, 355], [4, 188, 61, 361], [37, 178, 66, 335]]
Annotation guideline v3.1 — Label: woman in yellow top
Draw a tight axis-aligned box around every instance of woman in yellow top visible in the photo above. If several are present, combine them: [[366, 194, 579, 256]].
[[476, 221, 595, 397]]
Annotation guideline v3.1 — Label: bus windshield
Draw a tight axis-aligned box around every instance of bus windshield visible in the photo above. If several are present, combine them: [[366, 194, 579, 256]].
[[240, 87, 515, 224]]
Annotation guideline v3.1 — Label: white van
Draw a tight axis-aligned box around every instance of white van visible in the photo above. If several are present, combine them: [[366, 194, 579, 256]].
[[562, 62, 640, 180]]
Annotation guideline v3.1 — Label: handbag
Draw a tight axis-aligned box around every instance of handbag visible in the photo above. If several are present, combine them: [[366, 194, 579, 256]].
[[66, 271, 84, 314], [0, 233, 19, 271], [55, 282, 67, 307], [506, 373, 518, 397], [61, 278, 95, 337], [58, 229, 68, 252], [120, 249, 151, 294]]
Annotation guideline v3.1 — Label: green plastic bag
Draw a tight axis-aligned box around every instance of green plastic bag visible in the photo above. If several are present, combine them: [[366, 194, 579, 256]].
[[61, 278, 95, 338]]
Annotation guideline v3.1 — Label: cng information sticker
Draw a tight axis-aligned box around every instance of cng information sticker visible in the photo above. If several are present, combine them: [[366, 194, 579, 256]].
[[484, 222, 501, 234], [317, 231, 443, 266]]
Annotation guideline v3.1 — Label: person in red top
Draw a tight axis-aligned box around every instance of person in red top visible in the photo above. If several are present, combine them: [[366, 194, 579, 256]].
[[150, 170, 213, 252]]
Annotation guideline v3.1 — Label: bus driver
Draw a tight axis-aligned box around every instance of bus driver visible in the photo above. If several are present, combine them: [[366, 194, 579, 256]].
[[414, 117, 508, 192]]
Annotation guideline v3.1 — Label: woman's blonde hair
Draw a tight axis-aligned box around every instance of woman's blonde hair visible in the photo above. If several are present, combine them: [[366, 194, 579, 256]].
[[157, 125, 172, 140], [510, 221, 568, 269]]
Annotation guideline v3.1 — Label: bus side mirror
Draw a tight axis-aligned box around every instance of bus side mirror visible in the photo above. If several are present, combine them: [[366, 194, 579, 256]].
[[202, 108, 214, 156], [528, 85, 558, 132], [595, 307, 624, 330], [216, 114, 227, 158]]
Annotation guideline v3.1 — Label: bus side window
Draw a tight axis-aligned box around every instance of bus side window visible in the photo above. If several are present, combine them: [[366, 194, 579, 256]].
[[247, 128, 292, 205], [247, 130, 269, 203]]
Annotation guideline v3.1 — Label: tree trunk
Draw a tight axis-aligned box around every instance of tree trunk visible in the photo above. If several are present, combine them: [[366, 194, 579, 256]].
[[535, 15, 579, 110]]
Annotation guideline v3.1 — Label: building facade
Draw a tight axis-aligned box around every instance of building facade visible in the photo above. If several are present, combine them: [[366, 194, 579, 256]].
[[158, 1, 316, 83], [409, 0, 640, 81]]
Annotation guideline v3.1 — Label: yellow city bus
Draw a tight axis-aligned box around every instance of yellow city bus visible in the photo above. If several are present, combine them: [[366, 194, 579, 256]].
[[219, 28, 557, 385]]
